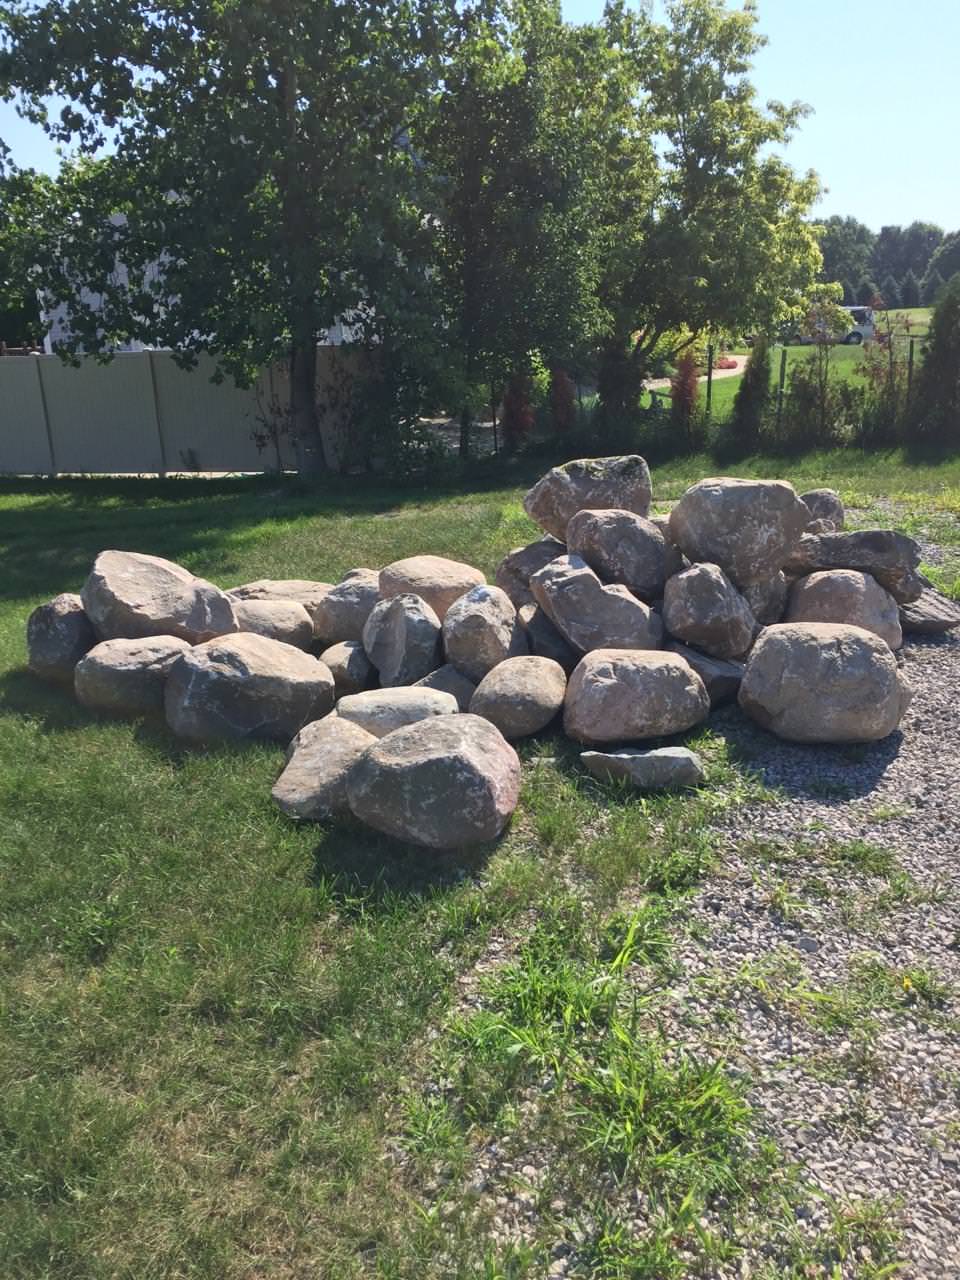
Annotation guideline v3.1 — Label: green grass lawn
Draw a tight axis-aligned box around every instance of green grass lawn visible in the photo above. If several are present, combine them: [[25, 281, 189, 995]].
[[1, 457, 958, 1277]]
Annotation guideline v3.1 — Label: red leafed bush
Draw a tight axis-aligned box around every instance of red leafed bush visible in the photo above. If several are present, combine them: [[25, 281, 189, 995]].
[[670, 350, 700, 434], [714, 354, 738, 370], [548, 367, 576, 433], [501, 373, 535, 453]]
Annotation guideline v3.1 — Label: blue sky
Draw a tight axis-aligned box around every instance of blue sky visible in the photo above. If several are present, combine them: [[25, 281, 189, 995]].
[[2, 0, 957, 233]]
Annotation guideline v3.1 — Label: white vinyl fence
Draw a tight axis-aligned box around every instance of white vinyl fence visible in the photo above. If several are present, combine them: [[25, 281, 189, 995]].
[[0, 350, 336, 475]]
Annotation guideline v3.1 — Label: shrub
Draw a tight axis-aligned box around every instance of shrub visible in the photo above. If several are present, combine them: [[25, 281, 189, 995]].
[[775, 347, 865, 452], [547, 367, 577, 433], [921, 269, 946, 307], [907, 274, 960, 451], [879, 273, 901, 310], [857, 276, 879, 306], [727, 334, 771, 454], [900, 269, 920, 309], [670, 350, 700, 444], [501, 372, 535, 453]]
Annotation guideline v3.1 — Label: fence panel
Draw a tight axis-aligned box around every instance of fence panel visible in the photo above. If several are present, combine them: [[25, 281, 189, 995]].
[[0, 357, 56, 473], [42, 353, 164, 474]]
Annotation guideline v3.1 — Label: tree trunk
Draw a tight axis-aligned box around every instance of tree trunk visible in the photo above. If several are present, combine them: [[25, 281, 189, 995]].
[[459, 404, 471, 460], [290, 337, 325, 474]]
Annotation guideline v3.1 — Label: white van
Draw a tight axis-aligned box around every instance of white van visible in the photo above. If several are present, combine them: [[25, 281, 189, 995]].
[[841, 306, 875, 345]]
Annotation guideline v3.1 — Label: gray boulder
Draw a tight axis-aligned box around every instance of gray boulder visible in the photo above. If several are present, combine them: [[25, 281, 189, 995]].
[[412, 664, 478, 711], [346, 714, 521, 849], [530, 554, 662, 654], [517, 603, 579, 673], [27, 592, 96, 682], [362, 593, 442, 687], [334, 687, 459, 738], [75, 636, 191, 716], [523, 455, 653, 541], [83, 549, 238, 643], [662, 562, 757, 659], [899, 581, 960, 634], [664, 641, 745, 707], [649, 515, 687, 577], [800, 488, 845, 529], [379, 555, 485, 620], [783, 529, 924, 604], [787, 569, 902, 650], [271, 717, 376, 821], [564, 649, 710, 744], [738, 622, 913, 743], [494, 538, 565, 608], [320, 639, 375, 695], [668, 478, 809, 588], [232, 598, 314, 649], [164, 633, 335, 742], [442, 585, 527, 682], [742, 573, 789, 627], [312, 568, 380, 643], [581, 745, 705, 791], [227, 578, 333, 631], [469, 656, 567, 740], [565, 508, 668, 600]]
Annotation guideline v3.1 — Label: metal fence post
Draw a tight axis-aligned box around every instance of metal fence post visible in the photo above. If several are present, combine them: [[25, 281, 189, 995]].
[[147, 351, 168, 477], [907, 337, 915, 396], [775, 346, 788, 435], [705, 343, 714, 418], [34, 356, 58, 477]]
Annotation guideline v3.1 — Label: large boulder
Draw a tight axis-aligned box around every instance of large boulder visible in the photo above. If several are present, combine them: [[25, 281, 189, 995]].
[[346, 715, 521, 849], [412, 664, 477, 711], [26, 593, 96, 682], [742, 573, 789, 627], [227, 578, 333, 631], [565, 508, 668, 601], [320, 640, 375, 695], [783, 529, 924, 604], [441, 585, 527, 681], [469, 656, 566, 740], [530, 555, 662, 654], [649, 515, 687, 578], [232, 598, 314, 650], [581, 746, 705, 791], [668, 478, 809, 588], [75, 636, 191, 716], [334, 687, 459, 738], [379, 555, 485, 620], [517, 603, 579, 673], [786, 570, 902, 650], [664, 641, 745, 707], [272, 717, 376, 821], [662, 562, 757, 660], [312, 568, 380, 644], [564, 649, 710, 744], [800, 488, 845, 529], [362, 593, 442, 686], [523, 455, 653, 541], [494, 538, 565, 608], [899, 580, 960, 634], [164, 633, 335, 742], [82, 550, 238, 643], [738, 622, 913, 743]]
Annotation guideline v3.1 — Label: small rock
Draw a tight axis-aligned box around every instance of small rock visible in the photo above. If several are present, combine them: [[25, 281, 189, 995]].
[[800, 488, 845, 529], [517, 603, 579, 672], [312, 568, 380, 643], [581, 745, 705, 790], [232, 598, 314, 649], [272, 717, 376, 820], [663, 641, 745, 706], [495, 538, 565, 608], [26, 592, 96, 682], [470, 656, 567, 739], [320, 639, 375, 695]]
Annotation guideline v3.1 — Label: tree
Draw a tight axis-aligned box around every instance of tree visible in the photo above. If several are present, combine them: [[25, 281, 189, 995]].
[[0, 0, 452, 471], [922, 270, 946, 306], [840, 278, 856, 305], [0, 169, 43, 343], [923, 232, 960, 297], [879, 273, 901, 310], [589, 0, 821, 428], [900, 269, 920, 309], [908, 274, 960, 450], [817, 215, 875, 288], [857, 277, 879, 306], [871, 221, 943, 284], [729, 333, 771, 451]]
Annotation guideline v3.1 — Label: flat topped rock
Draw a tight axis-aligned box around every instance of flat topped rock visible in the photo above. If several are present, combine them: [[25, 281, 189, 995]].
[[75, 635, 191, 716], [379, 555, 485, 620], [232, 598, 314, 649], [334, 687, 458, 738], [899, 584, 960, 634], [523, 455, 653, 541], [227, 579, 333, 629], [82, 549, 238, 643], [581, 746, 705, 791], [784, 529, 923, 604]]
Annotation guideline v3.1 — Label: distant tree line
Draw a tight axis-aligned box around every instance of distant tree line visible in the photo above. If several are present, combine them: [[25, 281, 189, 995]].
[[816, 215, 959, 309]]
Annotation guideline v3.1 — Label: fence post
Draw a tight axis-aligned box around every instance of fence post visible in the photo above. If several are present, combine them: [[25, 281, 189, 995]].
[[146, 351, 168, 478], [34, 356, 58, 477], [775, 346, 788, 435], [705, 343, 714, 418], [907, 337, 915, 396]]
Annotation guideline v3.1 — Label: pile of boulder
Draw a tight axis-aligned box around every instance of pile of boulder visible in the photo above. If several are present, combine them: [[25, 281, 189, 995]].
[[26, 456, 960, 849]]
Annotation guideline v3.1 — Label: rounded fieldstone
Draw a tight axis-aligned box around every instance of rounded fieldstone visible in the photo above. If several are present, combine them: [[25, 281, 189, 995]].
[[565, 508, 667, 600], [362, 593, 442, 687], [738, 622, 913, 743], [346, 714, 521, 849], [662, 562, 757, 660], [312, 568, 380, 643], [272, 717, 376, 821], [320, 640, 375, 695], [164, 633, 335, 742], [494, 538, 566, 608], [82, 549, 239, 643], [523, 455, 653, 541], [530, 555, 662, 654], [742, 573, 789, 627], [800, 488, 845, 529], [379, 555, 485, 620], [517, 603, 579, 673], [232, 598, 314, 649], [442, 585, 527, 682], [786, 569, 902, 650], [412, 664, 478, 711], [564, 649, 710, 744], [334, 687, 458, 738], [469, 656, 567, 740], [27, 592, 96, 682], [75, 636, 192, 716], [227, 578, 333, 631]]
